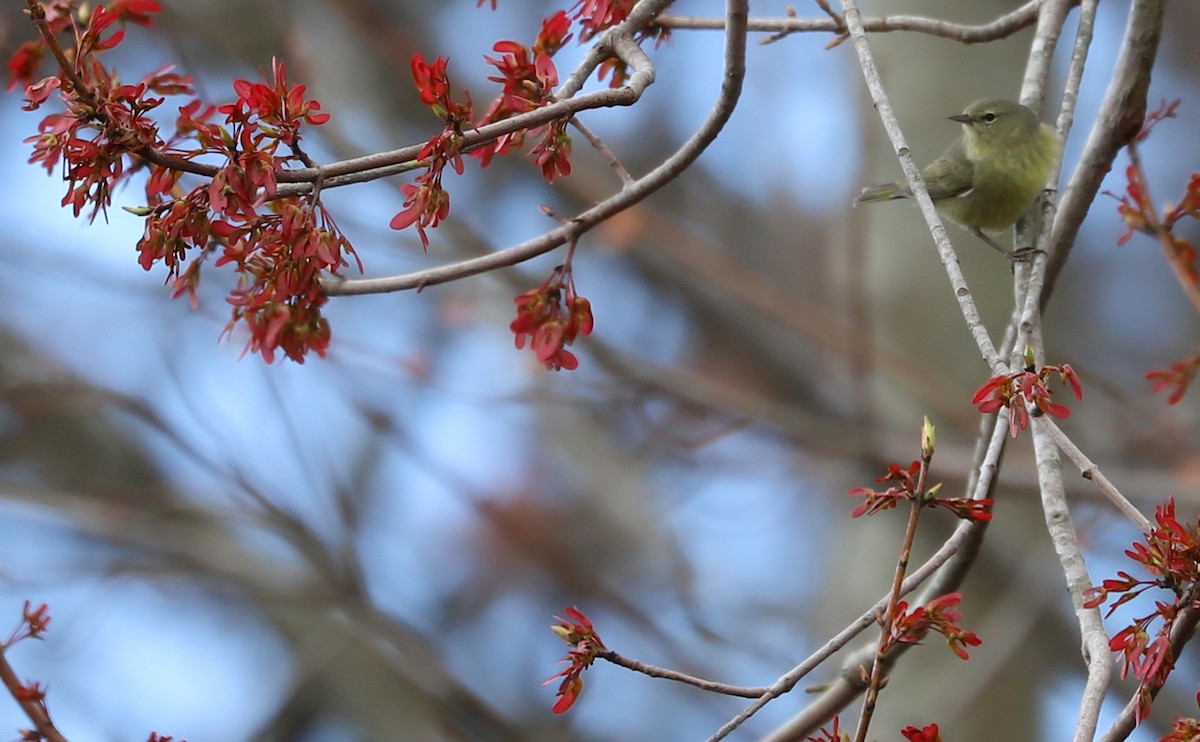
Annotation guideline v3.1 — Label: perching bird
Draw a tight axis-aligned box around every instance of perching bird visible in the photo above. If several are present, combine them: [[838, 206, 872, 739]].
[[855, 98, 1061, 258]]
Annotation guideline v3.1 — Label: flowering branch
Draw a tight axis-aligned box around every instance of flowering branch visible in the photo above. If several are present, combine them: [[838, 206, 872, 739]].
[[0, 602, 68, 742], [852, 421, 984, 742], [1107, 101, 1200, 404], [712, 419, 995, 742], [1085, 501, 1200, 738], [323, 0, 747, 297]]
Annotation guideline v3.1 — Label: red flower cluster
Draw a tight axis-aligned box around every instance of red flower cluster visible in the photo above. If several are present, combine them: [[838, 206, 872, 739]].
[[471, 32, 570, 173], [1112, 100, 1198, 278], [1114, 160, 1200, 284], [22, 7, 188, 222], [849, 461, 992, 522], [396, 2, 668, 245], [1163, 717, 1200, 741], [1147, 356, 1200, 405], [972, 363, 1082, 437], [390, 55, 473, 248], [573, 0, 637, 41], [479, 20, 566, 125], [396, 16, 575, 245], [173, 60, 350, 363], [1114, 162, 1151, 246], [901, 724, 943, 742], [530, 118, 573, 182], [14, 3, 355, 363], [887, 593, 982, 661], [544, 606, 606, 713], [510, 266, 594, 371], [1083, 499, 1200, 724], [4, 601, 51, 650], [411, 55, 473, 123], [223, 58, 329, 146]]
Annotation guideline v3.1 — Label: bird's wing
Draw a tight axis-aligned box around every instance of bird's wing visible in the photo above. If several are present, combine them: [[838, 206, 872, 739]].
[[919, 141, 975, 200]]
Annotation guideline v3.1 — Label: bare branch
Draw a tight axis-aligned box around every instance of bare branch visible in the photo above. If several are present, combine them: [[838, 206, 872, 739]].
[[1029, 414, 1113, 742], [598, 651, 770, 698], [1042, 0, 1168, 306], [1038, 418, 1152, 532], [1010, 0, 1096, 366], [570, 116, 635, 186], [657, 0, 1048, 45]]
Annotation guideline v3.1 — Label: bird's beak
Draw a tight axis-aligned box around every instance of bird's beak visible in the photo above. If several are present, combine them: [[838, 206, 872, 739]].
[[948, 113, 973, 124]]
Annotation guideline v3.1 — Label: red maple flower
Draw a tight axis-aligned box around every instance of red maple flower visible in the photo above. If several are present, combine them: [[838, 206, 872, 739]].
[[544, 606, 606, 713], [901, 723, 943, 742], [972, 363, 1082, 437], [1146, 356, 1200, 405], [510, 266, 594, 371], [1083, 498, 1200, 724], [888, 593, 982, 661]]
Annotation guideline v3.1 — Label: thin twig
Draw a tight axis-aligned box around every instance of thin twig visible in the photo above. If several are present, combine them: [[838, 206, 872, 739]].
[[599, 651, 770, 697], [658, 0, 1048, 46], [853, 446, 931, 742], [569, 116, 635, 186], [0, 649, 69, 742], [754, 414, 1004, 742], [1037, 417, 1152, 532], [710, 509, 988, 741]]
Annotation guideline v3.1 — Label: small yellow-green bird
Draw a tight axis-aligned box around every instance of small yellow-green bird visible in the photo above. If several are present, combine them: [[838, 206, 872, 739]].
[[854, 98, 1061, 258]]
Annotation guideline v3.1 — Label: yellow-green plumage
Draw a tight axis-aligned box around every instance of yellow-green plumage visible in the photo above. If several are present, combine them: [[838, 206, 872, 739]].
[[855, 99, 1061, 255]]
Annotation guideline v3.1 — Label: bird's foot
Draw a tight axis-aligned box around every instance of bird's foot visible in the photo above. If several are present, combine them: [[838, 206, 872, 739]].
[[1006, 246, 1045, 263]]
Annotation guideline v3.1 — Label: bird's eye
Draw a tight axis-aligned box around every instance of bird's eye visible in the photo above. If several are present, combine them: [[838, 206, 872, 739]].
[[983, 112, 998, 123]]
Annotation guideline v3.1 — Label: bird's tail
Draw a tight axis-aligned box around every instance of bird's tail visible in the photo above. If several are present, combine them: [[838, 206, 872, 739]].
[[853, 182, 908, 205]]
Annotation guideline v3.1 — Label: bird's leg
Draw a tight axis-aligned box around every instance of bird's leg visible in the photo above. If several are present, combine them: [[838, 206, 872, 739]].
[[972, 228, 1042, 262], [971, 228, 1008, 254]]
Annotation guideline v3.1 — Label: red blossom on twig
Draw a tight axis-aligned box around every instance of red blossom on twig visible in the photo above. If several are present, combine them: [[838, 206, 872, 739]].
[[901, 723, 943, 742], [849, 461, 991, 522], [1146, 356, 1200, 405], [5, 601, 51, 649], [511, 265, 594, 371], [544, 606, 606, 713], [1163, 717, 1200, 741], [1083, 499, 1200, 724], [972, 362, 1082, 437], [14, 0, 353, 364], [887, 593, 982, 661], [573, 0, 637, 41], [390, 54, 474, 248]]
